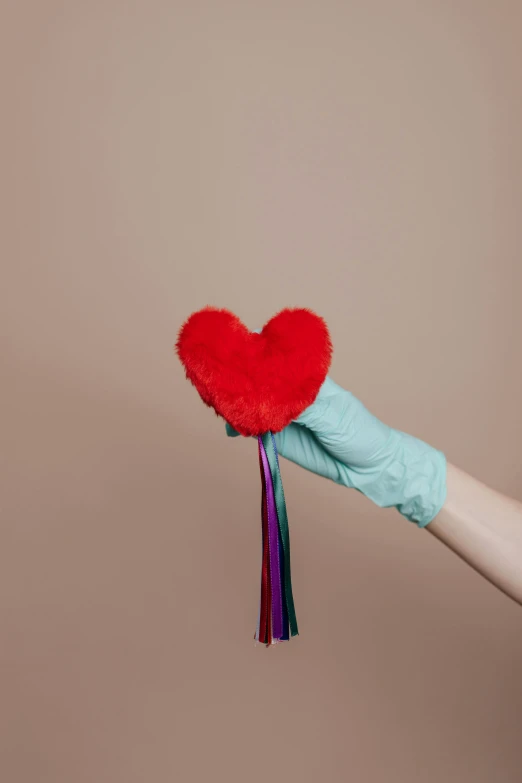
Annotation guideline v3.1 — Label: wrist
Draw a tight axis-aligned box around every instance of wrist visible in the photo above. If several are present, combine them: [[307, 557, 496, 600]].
[[345, 429, 447, 527], [391, 431, 447, 526]]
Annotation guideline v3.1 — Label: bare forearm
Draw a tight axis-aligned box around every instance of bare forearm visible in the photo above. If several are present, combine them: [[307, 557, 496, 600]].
[[427, 463, 522, 605]]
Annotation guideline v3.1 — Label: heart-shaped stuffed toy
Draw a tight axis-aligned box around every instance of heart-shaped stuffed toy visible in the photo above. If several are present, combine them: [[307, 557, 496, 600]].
[[176, 307, 332, 436]]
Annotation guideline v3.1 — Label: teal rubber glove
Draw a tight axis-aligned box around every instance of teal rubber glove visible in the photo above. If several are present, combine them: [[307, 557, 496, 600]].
[[226, 377, 447, 527]]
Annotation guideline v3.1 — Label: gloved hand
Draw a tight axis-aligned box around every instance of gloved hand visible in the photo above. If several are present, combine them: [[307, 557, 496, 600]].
[[226, 377, 447, 527]]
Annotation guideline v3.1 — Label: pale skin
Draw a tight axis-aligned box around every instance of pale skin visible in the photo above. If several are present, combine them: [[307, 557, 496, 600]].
[[428, 463, 522, 606]]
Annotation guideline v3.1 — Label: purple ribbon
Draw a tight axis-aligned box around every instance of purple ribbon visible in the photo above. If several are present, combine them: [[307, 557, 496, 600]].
[[258, 436, 283, 640]]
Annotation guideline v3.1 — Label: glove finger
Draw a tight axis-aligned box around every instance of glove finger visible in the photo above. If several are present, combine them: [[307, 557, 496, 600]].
[[296, 377, 392, 468], [273, 423, 353, 486], [225, 421, 241, 438]]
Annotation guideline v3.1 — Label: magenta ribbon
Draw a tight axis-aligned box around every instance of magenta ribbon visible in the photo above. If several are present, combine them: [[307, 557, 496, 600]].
[[258, 436, 284, 640]]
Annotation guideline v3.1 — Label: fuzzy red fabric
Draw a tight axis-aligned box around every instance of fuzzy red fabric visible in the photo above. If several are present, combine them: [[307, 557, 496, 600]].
[[176, 307, 332, 436]]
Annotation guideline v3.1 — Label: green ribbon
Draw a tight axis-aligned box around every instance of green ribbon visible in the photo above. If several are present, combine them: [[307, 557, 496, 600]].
[[261, 432, 299, 637]]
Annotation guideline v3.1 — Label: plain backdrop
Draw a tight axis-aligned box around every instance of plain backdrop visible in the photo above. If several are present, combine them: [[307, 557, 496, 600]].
[[2, 2, 522, 782]]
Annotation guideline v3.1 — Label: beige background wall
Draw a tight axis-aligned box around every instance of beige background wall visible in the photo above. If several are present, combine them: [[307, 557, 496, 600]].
[[2, 2, 522, 781]]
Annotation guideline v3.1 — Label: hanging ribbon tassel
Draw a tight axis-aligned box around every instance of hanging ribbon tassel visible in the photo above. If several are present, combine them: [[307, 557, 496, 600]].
[[255, 432, 298, 645]]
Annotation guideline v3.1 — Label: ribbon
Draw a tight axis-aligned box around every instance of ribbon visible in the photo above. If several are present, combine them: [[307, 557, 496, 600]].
[[259, 437, 283, 639], [255, 432, 298, 644], [266, 431, 297, 637]]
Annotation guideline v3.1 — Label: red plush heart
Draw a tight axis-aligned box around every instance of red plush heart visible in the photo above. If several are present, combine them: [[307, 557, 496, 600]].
[[176, 307, 332, 436]]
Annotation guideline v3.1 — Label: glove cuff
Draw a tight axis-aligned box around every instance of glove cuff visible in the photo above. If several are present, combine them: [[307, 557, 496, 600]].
[[348, 430, 448, 527]]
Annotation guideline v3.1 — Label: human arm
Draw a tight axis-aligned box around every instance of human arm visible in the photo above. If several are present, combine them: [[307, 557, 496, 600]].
[[227, 377, 522, 605], [428, 463, 522, 605]]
